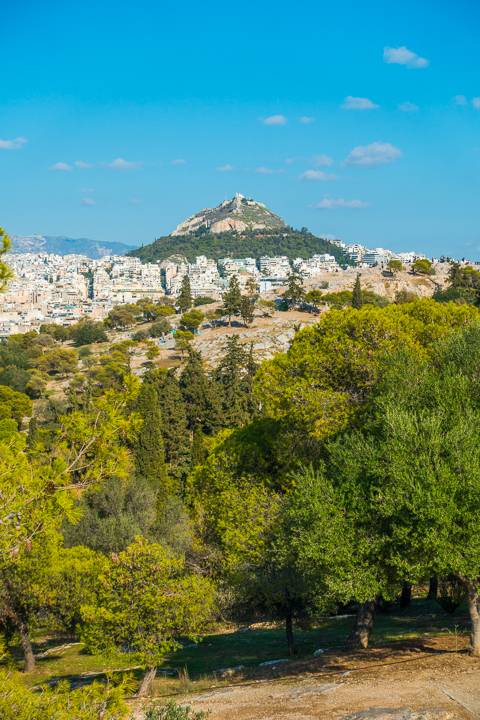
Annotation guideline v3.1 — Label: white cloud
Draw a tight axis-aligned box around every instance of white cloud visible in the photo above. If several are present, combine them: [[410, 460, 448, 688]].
[[216, 164, 234, 172], [81, 197, 95, 206], [285, 158, 295, 164], [129, 199, 141, 205], [383, 46, 429, 69], [299, 116, 315, 124], [314, 198, 369, 209], [108, 158, 141, 171], [75, 160, 93, 169], [342, 96, 379, 110], [0, 137, 27, 150], [49, 162, 73, 171], [343, 141, 401, 168], [81, 188, 93, 192], [262, 115, 287, 125], [255, 167, 285, 174], [299, 170, 339, 181], [473, 98, 480, 109], [454, 95, 467, 105], [310, 154, 334, 167], [398, 101, 419, 112], [171, 158, 186, 165]]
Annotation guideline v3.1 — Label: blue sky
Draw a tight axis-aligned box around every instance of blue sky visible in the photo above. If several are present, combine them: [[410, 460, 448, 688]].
[[1, 0, 479, 257]]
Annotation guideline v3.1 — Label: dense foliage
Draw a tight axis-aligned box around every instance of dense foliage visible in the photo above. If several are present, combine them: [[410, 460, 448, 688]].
[[128, 228, 354, 266]]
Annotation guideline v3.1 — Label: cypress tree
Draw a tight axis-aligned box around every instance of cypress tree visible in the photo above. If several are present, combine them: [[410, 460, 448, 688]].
[[221, 275, 242, 327], [352, 274, 363, 309], [135, 383, 170, 496], [27, 416, 38, 450], [179, 346, 223, 435], [178, 275, 193, 312], [214, 335, 250, 427], [191, 426, 208, 467], [144, 369, 191, 479]]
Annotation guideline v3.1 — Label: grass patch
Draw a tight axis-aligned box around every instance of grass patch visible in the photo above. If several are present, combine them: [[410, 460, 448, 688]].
[[3, 598, 471, 697]]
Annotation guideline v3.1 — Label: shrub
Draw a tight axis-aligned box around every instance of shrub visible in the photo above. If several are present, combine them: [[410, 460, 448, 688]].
[[394, 289, 418, 304], [133, 330, 149, 342], [194, 296, 216, 307], [143, 700, 210, 720], [75, 323, 108, 346], [412, 259, 436, 275], [150, 320, 172, 338]]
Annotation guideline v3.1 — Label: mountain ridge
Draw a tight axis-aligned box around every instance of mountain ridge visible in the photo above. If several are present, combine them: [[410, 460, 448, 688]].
[[10, 235, 137, 259]]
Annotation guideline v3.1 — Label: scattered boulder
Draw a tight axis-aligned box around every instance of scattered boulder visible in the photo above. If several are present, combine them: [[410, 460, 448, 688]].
[[313, 648, 325, 655], [213, 665, 245, 678]]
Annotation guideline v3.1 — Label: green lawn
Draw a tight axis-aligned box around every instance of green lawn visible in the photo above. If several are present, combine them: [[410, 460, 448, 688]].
[[3, 597, 471, 697]]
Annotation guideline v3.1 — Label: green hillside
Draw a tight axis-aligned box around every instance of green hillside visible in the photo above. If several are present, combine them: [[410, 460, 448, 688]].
[[128, 228, 354, 266]]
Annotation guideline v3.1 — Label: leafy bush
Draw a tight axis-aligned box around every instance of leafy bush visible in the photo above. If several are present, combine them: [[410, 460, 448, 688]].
[[150, 319, 173, 337], [143, 700, 210, 720], [132, 330, 149, 342], [395, 289, 418, 304], [319, 280, 329, 289], [436, 576, 466, 614], [74, 323, 108, 346], [0, 669, 130, 720], [412, 259, 436, 275], [194, 296, 216, 307]]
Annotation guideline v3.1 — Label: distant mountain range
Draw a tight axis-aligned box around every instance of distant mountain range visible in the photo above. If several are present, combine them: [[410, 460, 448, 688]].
[[10, 235, 137, 259]]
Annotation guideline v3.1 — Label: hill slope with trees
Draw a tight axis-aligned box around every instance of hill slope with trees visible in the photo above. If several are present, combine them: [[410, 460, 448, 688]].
[[128, 227, 354, 266]]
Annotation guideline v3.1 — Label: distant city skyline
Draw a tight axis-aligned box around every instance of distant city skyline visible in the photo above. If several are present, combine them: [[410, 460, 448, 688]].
[[1, 0, 479, 258]]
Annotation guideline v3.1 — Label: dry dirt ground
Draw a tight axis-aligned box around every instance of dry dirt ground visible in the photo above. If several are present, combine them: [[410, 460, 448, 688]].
[[131, 638, 480, 720]]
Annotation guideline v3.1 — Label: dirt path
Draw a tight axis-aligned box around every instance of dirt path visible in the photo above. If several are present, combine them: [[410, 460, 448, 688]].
[[133, 640, 480, 720]]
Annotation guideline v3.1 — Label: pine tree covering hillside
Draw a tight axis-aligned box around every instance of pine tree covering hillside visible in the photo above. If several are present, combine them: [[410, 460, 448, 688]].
[[128, 229, 354, 266]]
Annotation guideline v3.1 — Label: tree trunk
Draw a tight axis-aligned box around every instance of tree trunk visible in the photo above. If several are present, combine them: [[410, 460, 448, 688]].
[[135, 665, 157, 697], [459, 577, 480, 657], [345, 597, 380, 650], [427, 576, 438, 600], [19, 622, 35, 673], [285, 612, 294, 656], [400, 582, 411, 609]]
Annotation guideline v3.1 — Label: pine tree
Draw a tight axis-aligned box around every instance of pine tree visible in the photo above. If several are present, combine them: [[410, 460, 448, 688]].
[[178, 275, 192, 312], [222, 275, 242, 327], [282, 272, 305, 308], [352, 274, 363, 309], [143, 369, 191, 479], [179, 346, 223, 435], [135, 383, 170, 496]]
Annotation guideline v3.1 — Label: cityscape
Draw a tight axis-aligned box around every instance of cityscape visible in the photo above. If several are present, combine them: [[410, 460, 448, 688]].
[[0, 240, 433, 337]]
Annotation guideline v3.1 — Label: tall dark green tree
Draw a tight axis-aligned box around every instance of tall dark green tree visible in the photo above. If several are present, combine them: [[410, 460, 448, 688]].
[[239, 296, 255, 327], [27, 416, 38, 450], [352, 274, 363, 309], [214, 336, 258, 427], [222, 275, 242, 327], [135, 383, 170, 496], [282, 272, 305, 307], [191, 425, 208, 467], [179, 346, 223, 435], [177, 275, 193, 312], [143, 368, 191, 479]]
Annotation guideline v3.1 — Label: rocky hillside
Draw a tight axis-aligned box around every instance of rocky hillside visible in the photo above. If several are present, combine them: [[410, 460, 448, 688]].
[[10, 235, 137, 258], [172, 193, 286, 236]]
